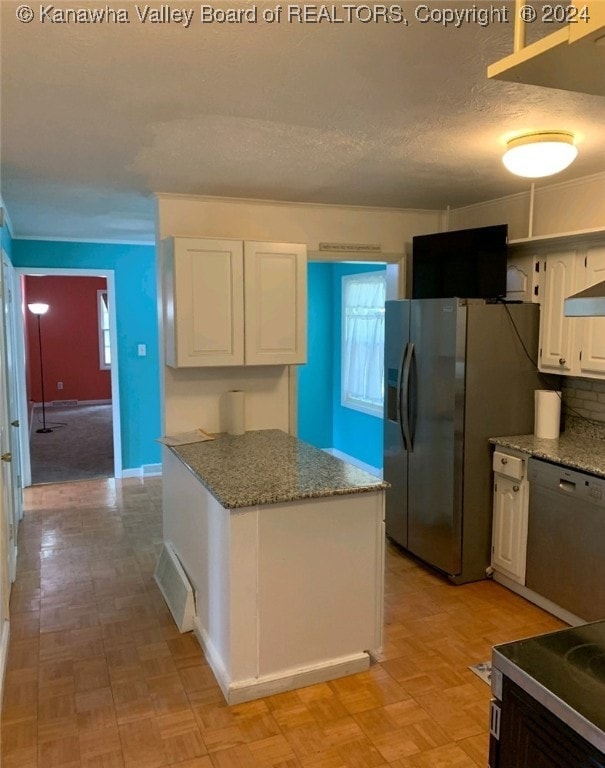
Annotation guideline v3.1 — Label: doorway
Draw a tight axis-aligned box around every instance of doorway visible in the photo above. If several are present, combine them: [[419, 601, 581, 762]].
[[13, 268, 122, 486]]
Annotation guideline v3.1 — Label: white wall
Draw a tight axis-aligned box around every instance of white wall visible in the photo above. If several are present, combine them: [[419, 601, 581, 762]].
[[449, 191, 531, 240], [156, 195, 444, 436], [449, 171, 605, 240], [156, 194, 444, 257]]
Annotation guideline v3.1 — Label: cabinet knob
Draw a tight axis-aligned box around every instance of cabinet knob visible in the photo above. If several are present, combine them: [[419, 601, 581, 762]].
[[559, 358, 566, 366], [501, 457, 508, 465], [513, 485, 519, 492]]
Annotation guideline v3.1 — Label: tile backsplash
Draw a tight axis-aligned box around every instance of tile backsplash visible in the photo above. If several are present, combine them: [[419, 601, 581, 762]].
[[562, 378, 605, 439]]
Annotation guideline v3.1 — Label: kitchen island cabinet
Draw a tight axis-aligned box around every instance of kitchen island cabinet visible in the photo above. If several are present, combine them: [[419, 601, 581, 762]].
[[161, 430, 387, 704]]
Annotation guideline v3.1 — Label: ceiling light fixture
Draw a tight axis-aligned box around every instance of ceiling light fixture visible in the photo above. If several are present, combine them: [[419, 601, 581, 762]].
[[502, 131, 578, 178]]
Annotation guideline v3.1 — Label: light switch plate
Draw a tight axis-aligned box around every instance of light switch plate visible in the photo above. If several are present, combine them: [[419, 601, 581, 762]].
[[137, 344, 146, 357]]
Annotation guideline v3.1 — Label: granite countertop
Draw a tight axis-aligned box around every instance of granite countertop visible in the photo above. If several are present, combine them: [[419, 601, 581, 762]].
[[490, 428, 605, 479], [169, 429, 388, 509]]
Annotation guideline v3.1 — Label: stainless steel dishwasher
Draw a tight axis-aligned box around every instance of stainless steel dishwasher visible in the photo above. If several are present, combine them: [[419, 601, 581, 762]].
[[526, 457, 605, 622]]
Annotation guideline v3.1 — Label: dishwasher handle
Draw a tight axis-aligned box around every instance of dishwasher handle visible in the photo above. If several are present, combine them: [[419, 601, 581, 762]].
[[559, 478, 576, 493]]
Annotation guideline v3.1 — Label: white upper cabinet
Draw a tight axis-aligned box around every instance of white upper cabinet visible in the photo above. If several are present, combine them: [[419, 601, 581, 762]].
[[244, 241, 307, 366], [538, 245, 605, 379], [163, 237, 307, 368], [506, 253, 539, 303], [578, 247, 605, 376], [164, 238, 245, 367], [538, 250, 578, 374]]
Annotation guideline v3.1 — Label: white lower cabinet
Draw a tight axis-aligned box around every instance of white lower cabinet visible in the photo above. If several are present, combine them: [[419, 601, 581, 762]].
[[491, 450, 529, 585], [163, 236, 307, 367]]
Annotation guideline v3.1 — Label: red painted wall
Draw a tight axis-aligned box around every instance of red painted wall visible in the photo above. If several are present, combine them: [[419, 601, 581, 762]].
[[24, 276, 111, 403]]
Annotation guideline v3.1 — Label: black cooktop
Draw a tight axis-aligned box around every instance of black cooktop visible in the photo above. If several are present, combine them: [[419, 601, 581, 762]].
[[493, 620, 605, 750]]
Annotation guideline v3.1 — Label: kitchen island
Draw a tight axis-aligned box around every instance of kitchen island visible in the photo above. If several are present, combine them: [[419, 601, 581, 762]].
[[161, 429, 388, 704]]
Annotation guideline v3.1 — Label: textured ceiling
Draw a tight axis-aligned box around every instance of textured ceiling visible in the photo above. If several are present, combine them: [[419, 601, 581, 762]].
[[2, 1, 605, 243]]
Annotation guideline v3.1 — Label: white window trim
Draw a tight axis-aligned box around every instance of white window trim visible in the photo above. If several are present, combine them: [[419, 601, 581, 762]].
[[341, 271, 385, 418], [98, 289, 111, 370]]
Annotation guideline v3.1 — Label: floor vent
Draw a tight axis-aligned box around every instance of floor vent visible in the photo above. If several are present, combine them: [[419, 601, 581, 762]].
[[469, 661, 492, 685], [154, 542, 195, 633], [51, 399, 79, 407]]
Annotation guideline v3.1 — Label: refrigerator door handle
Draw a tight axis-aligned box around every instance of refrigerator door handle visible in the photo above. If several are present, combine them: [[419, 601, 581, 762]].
[[396, 344, 407, 448], [401, 342, 414, 452]]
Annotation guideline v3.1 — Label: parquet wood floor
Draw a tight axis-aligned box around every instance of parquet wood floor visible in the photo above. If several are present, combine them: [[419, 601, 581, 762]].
[[1, 477, 565, 767]]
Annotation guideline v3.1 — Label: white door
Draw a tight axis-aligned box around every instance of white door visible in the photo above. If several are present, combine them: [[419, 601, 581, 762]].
[[0, 258, 16, 656], [0, 258, 20, 581]]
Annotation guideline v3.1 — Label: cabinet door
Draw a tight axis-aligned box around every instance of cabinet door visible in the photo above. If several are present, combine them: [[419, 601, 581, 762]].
[[499, 678, 605, 768], [506, 254, 539, 303], [244, 242, 307, 365], [539, 251, 578, 374], [167, 238, 244, 367], [492, 474, 527, 584], [579, 246, 605, 376]]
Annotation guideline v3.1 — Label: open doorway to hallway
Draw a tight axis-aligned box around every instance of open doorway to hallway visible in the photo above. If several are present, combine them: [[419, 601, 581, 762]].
[[14, 268, 122, 487], [24, 275, 114, 484]]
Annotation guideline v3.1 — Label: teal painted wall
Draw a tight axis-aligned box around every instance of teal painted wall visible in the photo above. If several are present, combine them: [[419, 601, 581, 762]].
[[12, 240, 160, 470], [297, 263, 333, 448], [298, 261, 385, 471]]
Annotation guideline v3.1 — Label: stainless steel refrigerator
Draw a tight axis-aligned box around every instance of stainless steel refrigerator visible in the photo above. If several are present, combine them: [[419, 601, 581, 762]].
[[384, 298, 542, 584]]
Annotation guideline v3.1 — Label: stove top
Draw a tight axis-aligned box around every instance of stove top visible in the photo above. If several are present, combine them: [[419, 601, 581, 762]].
[[493, 620, 605, 752]]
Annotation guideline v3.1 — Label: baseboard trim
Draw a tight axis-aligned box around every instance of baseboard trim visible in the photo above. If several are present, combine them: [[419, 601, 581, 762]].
[[493, 572, 582, 626], [322, 448, 382, 478], [0, 619, 10, 711], [193, 616, 370, 705], [121, 464, 162, 479]]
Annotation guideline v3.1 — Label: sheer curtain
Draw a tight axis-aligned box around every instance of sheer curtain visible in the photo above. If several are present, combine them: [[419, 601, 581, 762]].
[[342, 273, 385, 414]]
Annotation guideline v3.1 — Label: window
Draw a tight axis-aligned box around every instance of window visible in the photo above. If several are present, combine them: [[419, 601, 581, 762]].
[[341, 271, 386, 416], [98, 289, 111, 370]]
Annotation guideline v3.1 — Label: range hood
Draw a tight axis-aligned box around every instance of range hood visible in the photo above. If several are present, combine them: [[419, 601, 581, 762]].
[[564, 281, 605, 317]]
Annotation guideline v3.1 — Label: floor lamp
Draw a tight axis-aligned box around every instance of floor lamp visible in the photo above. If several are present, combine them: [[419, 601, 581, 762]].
[[28, 302, 52, 434]]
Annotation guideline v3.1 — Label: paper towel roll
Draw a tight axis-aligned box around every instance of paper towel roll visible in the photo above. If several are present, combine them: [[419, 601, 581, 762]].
[[226, 390, 245, 436], [534, 390, 561, 439]]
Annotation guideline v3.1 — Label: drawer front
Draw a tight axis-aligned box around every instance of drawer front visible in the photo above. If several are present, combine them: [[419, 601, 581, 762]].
[[493, 451, 525, 481]]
